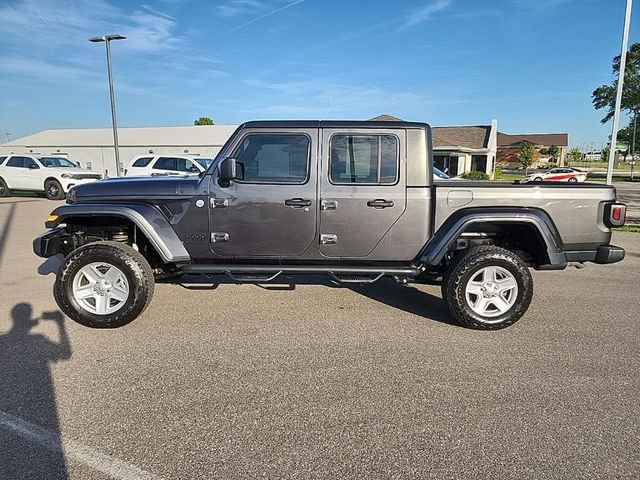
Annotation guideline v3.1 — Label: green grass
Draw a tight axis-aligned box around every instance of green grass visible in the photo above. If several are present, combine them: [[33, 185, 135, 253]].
[[614, 224, 640, 233]]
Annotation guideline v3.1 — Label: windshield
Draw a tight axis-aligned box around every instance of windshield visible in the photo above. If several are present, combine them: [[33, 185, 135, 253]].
[[195, 158, 213, 169], [433, 167, 450, 179], [40, 157, 77, 168]]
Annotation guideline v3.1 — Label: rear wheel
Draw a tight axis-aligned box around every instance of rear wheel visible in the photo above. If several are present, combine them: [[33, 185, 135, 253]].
[[45, 179, 64, 200], [54, 241, 154, 328], [0, 178, 9, 197], [441, 246, 533, 330]]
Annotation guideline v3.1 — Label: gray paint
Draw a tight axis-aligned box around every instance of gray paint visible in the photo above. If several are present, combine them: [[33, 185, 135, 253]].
[[47, 203, 191, 263], [34, 122, 623, 270]]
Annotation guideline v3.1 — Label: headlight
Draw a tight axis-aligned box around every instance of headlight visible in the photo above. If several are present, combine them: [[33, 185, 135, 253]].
[[66, 187, 77, 204], [61, 173, 77, 179]]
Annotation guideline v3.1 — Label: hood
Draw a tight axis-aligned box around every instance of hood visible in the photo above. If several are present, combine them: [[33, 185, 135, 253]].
[[70, 175, 203, 202]]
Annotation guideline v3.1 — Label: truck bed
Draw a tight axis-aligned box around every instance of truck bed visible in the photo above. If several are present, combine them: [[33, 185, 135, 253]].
[[433, 182, 616, 251]]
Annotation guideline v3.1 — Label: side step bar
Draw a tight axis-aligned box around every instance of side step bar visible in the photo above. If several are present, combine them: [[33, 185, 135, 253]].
[[180, 265, 421, 284]]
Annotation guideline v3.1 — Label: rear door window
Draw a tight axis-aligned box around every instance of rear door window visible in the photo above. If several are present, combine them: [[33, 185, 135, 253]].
[[6, 157, 26, 168], [329, 135, 398, 184], [132, 157, 153, 168], [153, 157, 178, 171]]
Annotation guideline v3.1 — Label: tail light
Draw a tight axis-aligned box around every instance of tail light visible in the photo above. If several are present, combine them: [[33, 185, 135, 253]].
[[604, 202, 626, 228]]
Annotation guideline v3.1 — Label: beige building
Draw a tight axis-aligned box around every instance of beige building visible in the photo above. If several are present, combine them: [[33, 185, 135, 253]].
[[0, 125, 238, 176]]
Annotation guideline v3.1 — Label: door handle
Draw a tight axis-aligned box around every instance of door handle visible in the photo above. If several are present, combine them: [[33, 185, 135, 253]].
[[367, 199, 394, 209], [285, 198, 312, 208]]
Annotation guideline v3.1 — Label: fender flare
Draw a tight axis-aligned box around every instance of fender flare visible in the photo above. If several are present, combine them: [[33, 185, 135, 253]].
[[44, 203, 190, 263], [418, 207, 566, 269]]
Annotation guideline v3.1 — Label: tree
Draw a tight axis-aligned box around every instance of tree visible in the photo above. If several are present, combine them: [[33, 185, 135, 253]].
[[194, 117, 214, 125], [517, 142, 537, 174], [601, 147, 609, 163], [568, 147, 583, 166], [592, 43, 640, 124], [546, 145, 560, 162]]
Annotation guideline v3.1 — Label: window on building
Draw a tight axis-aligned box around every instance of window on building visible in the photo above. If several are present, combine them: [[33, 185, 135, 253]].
[[330, 134, 398, 184], [232, 134, 310, 184], [471, 155, 487, 173]]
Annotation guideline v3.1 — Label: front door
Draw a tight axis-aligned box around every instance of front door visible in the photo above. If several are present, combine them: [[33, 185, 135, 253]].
[[319, 129, 407, 258], [209, 129, 318, 258]]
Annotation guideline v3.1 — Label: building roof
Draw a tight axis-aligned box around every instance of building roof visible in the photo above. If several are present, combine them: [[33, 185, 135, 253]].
[[432, 126, 491, 150], [2, 125, 240, 147], [369, 114, 405, 122], [497, 132, 568, 148]]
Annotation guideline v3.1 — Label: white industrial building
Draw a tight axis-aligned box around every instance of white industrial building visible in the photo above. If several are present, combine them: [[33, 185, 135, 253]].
[[0, 125, 239, 176]]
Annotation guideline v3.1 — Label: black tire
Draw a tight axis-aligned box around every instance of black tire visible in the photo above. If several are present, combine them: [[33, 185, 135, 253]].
[[441, 246, 533, 330], [568, 177, 578, 183], [0, 178, 9, 197], [45, 179, 64, 200], [533, 177, 543, 182], [54, 241, 155, 328]]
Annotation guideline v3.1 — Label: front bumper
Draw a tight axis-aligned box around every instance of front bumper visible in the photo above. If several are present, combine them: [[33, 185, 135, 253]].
[[33, 227, 71, 258]]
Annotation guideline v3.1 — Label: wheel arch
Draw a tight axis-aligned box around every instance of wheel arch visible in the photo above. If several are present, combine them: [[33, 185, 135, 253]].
[[41, 203, 190, 263], [419, 207, 567, 270]]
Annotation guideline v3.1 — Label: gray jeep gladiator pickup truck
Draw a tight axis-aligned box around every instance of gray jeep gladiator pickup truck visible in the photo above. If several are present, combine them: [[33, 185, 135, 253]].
[[33, 120, 627, 330]]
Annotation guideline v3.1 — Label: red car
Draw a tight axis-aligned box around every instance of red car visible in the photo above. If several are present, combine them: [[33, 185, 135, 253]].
[[525, 168, 587, 183]]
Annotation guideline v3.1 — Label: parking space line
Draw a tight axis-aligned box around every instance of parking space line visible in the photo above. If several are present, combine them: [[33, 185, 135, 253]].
[[0, 411, 163, 480]]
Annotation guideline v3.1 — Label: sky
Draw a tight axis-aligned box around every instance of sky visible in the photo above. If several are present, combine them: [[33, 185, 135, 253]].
[[0, 0, 638, 149]]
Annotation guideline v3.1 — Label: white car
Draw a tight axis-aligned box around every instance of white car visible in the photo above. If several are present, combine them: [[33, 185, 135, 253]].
[[0, 154, 102, 200], [124, 155, 214, 177], [524, 168, 588, 183]]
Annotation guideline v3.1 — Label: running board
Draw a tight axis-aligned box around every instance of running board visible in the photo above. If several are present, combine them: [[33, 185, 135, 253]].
[[180, 264, 420, 283]]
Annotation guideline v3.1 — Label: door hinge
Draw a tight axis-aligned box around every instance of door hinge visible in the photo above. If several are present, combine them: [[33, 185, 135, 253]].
[[321, 199, 338, 211], [320, 234, 338, 245], [210, 198, 229, 208], [211, 232, 229, 243]]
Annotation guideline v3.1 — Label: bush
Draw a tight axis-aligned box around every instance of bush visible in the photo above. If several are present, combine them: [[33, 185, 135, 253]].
[[461, 171, 490, 180], [494, 166, 502, 179]]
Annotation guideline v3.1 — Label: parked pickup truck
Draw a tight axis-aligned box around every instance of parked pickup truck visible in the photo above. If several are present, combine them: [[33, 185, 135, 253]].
[[33, 121, 626, 330]]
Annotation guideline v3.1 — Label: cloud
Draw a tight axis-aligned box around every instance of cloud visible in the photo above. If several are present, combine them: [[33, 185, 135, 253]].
[[403, 0, 453, 29], [239, 77, 424, 118], [216, 0, 267, 17], [227, 0, 305, 32]]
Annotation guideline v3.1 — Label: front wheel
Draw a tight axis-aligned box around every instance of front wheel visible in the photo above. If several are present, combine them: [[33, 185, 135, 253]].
[[54, 241, 155, 328], [568, 177, 578, 183], [442, 246, 533, 330], [533, 177, 543, 182], [45, 179, 64, 200]]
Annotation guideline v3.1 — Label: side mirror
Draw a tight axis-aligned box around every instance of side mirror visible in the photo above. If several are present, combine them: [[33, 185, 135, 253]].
[[29, 163, 39, 169], [219, 157, 238, 182]]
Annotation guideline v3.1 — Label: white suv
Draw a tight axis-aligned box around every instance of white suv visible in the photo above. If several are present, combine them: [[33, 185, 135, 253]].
[[0, 154, 102, 200], [124, 155, 214, 177]]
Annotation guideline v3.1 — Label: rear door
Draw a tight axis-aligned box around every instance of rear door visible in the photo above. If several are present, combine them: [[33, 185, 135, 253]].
[[3, 156, 42, 190], [209, 128, 318, 258], [319, 128, 407, 258]]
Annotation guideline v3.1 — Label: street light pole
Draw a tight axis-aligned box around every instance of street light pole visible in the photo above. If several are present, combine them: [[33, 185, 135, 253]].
[[90, 34, 126, 177], [607, 0, 633, 185]]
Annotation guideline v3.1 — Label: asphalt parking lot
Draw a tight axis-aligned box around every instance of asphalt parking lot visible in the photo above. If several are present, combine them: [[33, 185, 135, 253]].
[[1, 198, 639, 480]]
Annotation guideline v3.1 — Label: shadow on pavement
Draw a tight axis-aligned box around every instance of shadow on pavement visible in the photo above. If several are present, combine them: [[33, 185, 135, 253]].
[[349, 279, 459, 327], [0, 203, 16, 272], [170, 274, 458, 326], [0, 303, 72, 479]]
